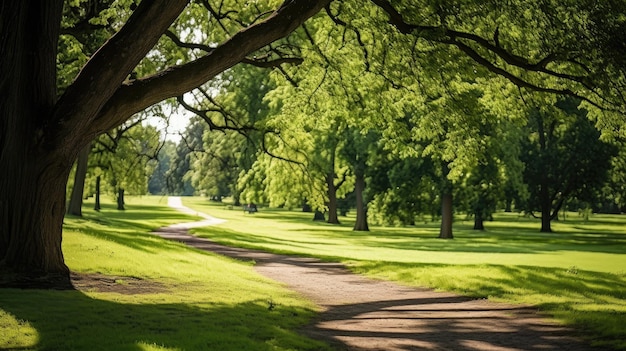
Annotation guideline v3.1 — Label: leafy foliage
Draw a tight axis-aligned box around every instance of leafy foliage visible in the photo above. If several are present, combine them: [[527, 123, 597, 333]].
[[520, 98, 618, 229]]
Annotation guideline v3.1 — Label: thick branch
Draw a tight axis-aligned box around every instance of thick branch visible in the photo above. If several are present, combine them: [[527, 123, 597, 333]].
[[93, 0, 330, 136], [52, 0, 188, 148]]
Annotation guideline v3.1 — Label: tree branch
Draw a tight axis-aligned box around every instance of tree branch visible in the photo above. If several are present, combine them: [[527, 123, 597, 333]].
[[92, 0, 331, 137], [369, 0, 616, 111], [52, 0, 188, 147]]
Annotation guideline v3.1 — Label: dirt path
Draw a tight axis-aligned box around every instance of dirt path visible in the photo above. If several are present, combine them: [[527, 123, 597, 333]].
[[155, 197, 597, 351]]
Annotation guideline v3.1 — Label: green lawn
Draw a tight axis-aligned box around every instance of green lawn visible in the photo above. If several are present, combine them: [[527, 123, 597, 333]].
[[0, 196, 331, 351], [183, 197, 626, 350]]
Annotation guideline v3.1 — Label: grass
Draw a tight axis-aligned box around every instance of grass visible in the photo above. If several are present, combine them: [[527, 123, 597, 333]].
[[0, 196, 331, 351], [183, 197, 626, 350]]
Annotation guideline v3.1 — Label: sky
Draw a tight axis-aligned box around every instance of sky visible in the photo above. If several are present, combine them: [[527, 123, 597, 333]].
[[146, 102, 192, 144]]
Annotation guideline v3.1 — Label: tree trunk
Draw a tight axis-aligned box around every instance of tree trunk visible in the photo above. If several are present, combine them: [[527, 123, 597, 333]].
[[504, 199, 513, 212], [313, 210, 325, 221], [473, 213, 485, 230], [326, 172, 340, 224], [0, 150, 73, 287], [0, 158, 73, 287], [539, 179, 552, 232], [353, 169, 369, 231], [302, 198, 312, 212], [232, 191, 241, 207], [94, 175, 101, 211], [438, 192, 454, 239], [0, 2, 73, 287], [117, 188, 125, 210], [66, 144, 90, 216]]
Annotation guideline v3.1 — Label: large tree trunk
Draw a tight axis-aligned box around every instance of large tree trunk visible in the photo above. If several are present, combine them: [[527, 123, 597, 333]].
[[0, 155, 72, 287], [326, 172, 340, 224], [0, 2, 73, 287], [66, 145, 90, 216], [353, 169, 369, 231], [439, 192, 454, 239]]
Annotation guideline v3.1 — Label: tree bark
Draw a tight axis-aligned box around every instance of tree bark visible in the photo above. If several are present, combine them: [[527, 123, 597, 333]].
[[504, 199, 513, 212], [438, 192, 454, 239], [539, 178, 553, 233], [326, 172, 340, 224], [353, 168, 369, 231], [66, 145, 90, 216], [313, 210, 325, 221], [0, 1, 73, 287], [94, 176, 101, 211], [473, 213, 485, 230], [0, 156, 72, 287], [117, 188, 125, 211]]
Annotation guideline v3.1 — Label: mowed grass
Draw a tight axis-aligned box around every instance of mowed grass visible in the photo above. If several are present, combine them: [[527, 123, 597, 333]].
[[183, 197, 626, 350], [0, 196, 330, 351]]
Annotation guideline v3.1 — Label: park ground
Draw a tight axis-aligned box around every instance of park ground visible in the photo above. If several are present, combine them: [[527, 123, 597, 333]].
[[1, 196, 625, 350]]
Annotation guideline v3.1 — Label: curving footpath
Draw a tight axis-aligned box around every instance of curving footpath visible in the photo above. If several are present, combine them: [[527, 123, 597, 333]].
[[154, 197, 598, 351]]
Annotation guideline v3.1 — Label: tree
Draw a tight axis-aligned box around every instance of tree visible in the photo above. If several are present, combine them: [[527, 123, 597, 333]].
[[187, 130, 244, 200], [368, 154, 440, 226], [148, 141, 176, 195], [341, 128, 380, 231], [166, 119, 205, 196], [91, 119, 161, 210], [0, 0, 327, 285], [520, 98, 617, 232], [181, 64, 275, 204], [66, 144, 91, 216]]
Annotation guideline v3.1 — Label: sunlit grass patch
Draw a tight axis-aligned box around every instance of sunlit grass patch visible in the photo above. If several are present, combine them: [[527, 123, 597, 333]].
[[0, 309, 38, 350]]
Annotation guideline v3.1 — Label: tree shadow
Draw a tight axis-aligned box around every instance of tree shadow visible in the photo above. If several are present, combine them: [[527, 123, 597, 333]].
[[302, 294, 607, 351], [0, 286, 328, 351], [353, 261, 626, 350], [65, 206, 202, 255]]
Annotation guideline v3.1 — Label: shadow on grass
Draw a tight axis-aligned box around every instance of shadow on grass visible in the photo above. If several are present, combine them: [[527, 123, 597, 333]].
[[198, 203, 626, 256], [354, 261, 626, 350], [0, 287, 327, 351], [64, 205, 200, 255], [197, 221, 626, 256], [191, 226, 335, 257]]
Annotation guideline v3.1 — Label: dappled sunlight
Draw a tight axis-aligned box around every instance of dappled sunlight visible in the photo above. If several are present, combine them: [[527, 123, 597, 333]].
[[136, 341, 182, 351], [184, 199, 626, 273], [177, 197, 625, 348], [352, 261, 626, 349], [0, 309, 38, 350], [0, 196, 329, 350], [306, 295, 585, 351]]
